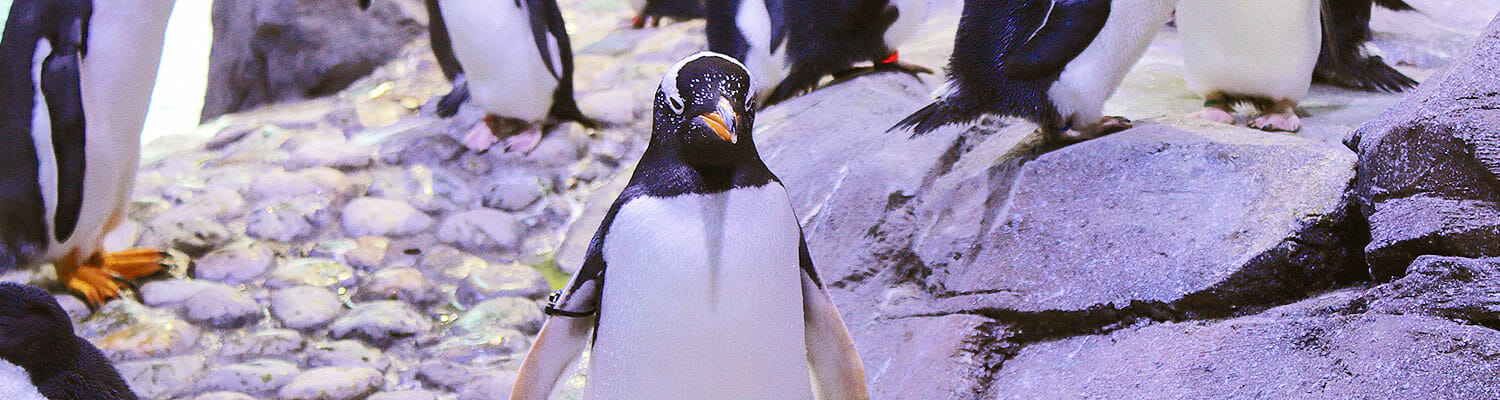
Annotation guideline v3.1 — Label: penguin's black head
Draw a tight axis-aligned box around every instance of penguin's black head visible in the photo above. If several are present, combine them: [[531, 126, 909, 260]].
[[0, 283, 76, 371], [652, 52, 758, 169]]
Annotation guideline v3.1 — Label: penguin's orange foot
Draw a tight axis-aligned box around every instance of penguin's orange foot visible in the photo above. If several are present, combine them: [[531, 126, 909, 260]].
[[1250, 112, 1301, 133], [1187, 107, 1236, 125], [503, 126, 545, 155], [64, 248, 166, 307], [463, 123, 500, 152], [631, 15, 646, 29]]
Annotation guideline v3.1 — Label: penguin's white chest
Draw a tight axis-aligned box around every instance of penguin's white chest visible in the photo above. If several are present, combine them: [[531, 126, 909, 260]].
[[588, 184, 813, 400], [1176, 0, 1322, 100], [0, 361, 47, 400], [439, 0, 561, 121]]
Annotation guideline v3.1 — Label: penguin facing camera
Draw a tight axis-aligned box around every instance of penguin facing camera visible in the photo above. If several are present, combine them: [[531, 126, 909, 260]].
[[627, 0, 706, 28], [1314, 0, 1418, 92], [1177, 0, 1322, 132], [761, 0, 935, 106], [510, 52, 870, 400], [892, 0, 1175, 144], [361, 0, 599, 153], [1, 0, 176, 307], [705, 0, 788, 100], [0, 283, 137, 400]]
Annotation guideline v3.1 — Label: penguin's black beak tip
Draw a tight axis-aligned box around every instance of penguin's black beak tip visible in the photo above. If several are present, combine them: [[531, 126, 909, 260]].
[[696, 96, 739, 144]]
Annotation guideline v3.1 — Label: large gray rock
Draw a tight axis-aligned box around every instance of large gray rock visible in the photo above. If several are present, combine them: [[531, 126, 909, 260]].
[[1345, 16, 1500, 277], [203, 0, 424, 120], [990, 312, 1500, 399], [923, 123, 1358, 314], [1353, 255, 1500, 326]]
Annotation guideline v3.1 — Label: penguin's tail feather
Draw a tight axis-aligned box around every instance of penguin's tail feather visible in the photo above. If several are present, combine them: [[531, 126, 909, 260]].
[[1373, 0, 1416, 11], [435, 80, 470, 118], [1313, 56, 1418, 92], [889, 101, 960, 138]]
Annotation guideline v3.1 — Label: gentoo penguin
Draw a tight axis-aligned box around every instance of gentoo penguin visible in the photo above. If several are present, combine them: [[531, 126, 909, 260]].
[[627, 0, 706, 28], [705, 0, 787, 99], [510, 52, 869, 400], [368, 0, 598, 152], [1177, 0, 1322, 132], [0, 0, 174, 306], [359, 0, 471, 117], [1313, 0, 1417, 92], [761, 0, 935, 106], [892, 0, 1176, 143], [0, 283, 136, 400]]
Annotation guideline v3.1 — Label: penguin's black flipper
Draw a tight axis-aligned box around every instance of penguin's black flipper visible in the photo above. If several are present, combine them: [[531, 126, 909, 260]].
[[424, 0, 463, 81], [889, 100, 961, 137], [1315, 0, 1417, 92], [534, 0, 602, 128], [1001, 0, 1111, 80], [525, 0, 562, 80], [40, 36, 87, 244]]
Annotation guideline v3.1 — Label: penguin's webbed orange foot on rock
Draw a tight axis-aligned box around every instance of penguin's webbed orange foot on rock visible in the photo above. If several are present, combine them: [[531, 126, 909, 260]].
[[63, 248, 166, 307], [1250, 112, 1301, 133], [503, 126, 545, 155], [1076, 116, 1133, 139]]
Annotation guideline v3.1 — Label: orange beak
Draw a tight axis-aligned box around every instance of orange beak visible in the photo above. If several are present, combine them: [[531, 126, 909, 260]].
[[698, 111, 736, 144]]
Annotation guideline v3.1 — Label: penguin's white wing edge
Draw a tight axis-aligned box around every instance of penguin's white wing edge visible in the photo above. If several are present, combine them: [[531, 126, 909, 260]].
[[510, 315, 595, 400], [803, 272, 871, 400]]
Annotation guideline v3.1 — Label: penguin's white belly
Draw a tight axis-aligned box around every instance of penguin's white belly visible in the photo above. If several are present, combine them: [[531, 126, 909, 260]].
[[737, 0, 787, 98], [1177, 0, 1321, 100], [440, 0, 560, 122], [588, 184, 813, 400], [1048, 0, 1178, 125], [0, 361, 47, 400], [35, 0, 173, 261]]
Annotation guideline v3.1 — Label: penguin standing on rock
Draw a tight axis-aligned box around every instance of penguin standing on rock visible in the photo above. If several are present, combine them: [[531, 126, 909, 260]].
[[892, 0, 1176, 143], [1314, 0, 1418, 92], [1, 0, 175, 307], [0, 283, 136, 400], [1177, 0, 1322, 132], [365, 0, 598, 153], [705, 0, 787, 99], [510, 52, 870, 400], [761, 0, 935, 106]]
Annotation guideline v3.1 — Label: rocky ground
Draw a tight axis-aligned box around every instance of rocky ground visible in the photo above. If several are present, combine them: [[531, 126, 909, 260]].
[[5, 0, 1500, 399]]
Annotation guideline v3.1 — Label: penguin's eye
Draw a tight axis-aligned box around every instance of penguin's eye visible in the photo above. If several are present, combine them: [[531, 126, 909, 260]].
[[668, 95, 686, 114]]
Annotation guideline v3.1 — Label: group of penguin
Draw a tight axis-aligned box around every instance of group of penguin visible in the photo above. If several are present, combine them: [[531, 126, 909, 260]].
[[0, 0, 1421, 398]]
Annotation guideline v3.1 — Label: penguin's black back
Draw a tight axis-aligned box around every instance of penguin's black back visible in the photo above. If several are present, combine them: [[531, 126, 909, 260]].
[[0, 283, 136, 400], [894, 0, 1067, 135], [1314, 0, 1417, 92], [0, 0, 61, 272]]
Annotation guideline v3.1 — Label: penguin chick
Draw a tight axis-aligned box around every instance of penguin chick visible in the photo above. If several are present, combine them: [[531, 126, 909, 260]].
[[892, 0, 1174, 144], [1, 0, 175, 307], [1178, 0, 1322, 132], [762, 0, 935, 106], [0, 283, 136, 400], [1313, 0, 1417, 92], [510, 52, 869, 400]]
